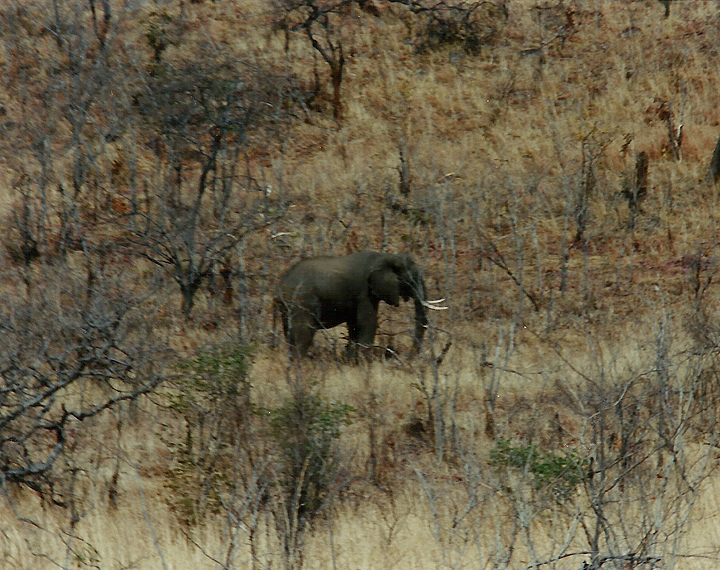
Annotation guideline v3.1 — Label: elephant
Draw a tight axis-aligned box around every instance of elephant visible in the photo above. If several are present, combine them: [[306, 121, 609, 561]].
[[274, 251, 445, 358]]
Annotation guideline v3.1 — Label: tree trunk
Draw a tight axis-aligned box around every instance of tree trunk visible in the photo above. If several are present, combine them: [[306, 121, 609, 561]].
[[660, 0, 670, 18], [330, 55, 344, 120], [181, 282, 199, 319]]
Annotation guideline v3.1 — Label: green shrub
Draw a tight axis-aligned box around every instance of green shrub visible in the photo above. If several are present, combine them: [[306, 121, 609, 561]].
[[264, 394, 354, 530], [489, 439, 589, 500], [163, 343, 253, 525]]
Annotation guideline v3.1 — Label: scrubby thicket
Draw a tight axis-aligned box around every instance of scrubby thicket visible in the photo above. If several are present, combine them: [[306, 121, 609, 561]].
[[2, 0, 720, 569]]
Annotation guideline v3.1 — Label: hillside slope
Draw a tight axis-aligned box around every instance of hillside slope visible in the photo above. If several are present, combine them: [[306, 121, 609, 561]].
[[2, 1, 720, 569]]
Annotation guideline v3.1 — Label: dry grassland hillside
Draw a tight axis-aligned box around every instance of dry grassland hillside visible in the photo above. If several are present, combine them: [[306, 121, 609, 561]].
[[2, 0, 720, 569]]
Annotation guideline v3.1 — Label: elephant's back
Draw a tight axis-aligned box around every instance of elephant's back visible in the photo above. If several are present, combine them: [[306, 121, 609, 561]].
[[279, 255, 342, 284], [280, 252, 376, 280], [277, 253, 372, 299]]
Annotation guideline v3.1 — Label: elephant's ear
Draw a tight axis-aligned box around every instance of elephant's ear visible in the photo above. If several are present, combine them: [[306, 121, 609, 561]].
[[369, 268, 400, 306]]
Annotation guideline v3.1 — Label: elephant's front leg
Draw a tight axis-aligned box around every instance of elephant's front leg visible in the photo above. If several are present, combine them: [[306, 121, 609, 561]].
[[347, 299, 379, 357]]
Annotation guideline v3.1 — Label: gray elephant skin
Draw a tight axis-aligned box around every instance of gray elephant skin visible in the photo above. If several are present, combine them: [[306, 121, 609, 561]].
[[275, 251, 429, 357]]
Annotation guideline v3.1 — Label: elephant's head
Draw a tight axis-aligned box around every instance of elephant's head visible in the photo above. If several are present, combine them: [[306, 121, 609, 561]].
[[369, 254, 431, 351]]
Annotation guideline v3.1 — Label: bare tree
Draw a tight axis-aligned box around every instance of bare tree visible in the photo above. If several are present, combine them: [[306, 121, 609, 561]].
[[0, 0, 174, 508], [272, 0, 353, 120], [407, 0, 508, 55], [125, 54, 296, 317], [0, 251, 171, 505], [0, 0, 155, 318], [272, 1, 505, 119], [621, 151, 649, 229]]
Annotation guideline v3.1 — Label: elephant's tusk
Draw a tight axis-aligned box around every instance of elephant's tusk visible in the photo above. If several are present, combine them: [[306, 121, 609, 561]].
[[422, 299, 448, 310], [271, 232, 295, 239]]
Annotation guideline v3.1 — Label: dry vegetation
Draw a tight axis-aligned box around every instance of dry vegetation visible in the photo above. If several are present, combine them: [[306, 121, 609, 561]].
[[2, 0, 720, 568]]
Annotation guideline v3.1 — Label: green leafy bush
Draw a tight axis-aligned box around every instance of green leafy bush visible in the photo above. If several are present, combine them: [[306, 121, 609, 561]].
[[489, 439, 589, 500], [265, 395, 354, 524], [164, 343, 253, 525]]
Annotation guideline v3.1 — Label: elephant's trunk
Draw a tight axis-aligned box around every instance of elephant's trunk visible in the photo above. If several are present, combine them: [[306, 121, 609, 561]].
[[412, 278, 429, 351]]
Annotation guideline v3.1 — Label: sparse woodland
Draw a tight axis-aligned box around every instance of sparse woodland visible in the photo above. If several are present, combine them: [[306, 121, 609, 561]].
[[3, 1, 720, 569]]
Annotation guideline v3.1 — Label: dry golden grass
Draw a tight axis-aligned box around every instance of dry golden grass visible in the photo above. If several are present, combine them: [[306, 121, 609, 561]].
[[1, 325, 718, 569]]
